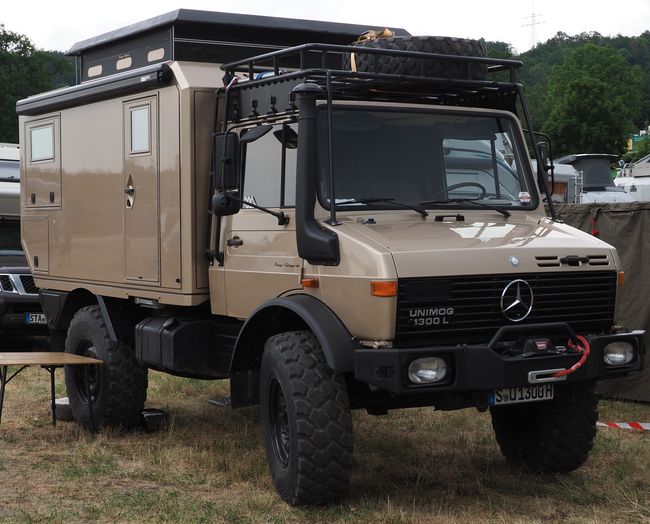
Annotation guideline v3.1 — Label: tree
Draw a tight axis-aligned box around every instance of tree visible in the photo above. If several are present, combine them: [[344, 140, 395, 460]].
[[0, 25, 73, 143], [542, 44, 645, 157]]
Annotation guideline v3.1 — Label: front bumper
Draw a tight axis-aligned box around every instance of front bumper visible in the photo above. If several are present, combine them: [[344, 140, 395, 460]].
[[0, 293, 47, 333], [354, 323, 645, 395]]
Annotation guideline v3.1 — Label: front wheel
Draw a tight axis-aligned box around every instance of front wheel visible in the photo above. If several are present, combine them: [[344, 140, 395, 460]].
[[260, 331, 353, 505], [490, 381, 598, 473]]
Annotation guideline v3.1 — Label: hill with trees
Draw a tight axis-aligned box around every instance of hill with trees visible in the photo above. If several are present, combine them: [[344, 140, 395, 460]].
[[1, 25, 649, 161], [486, 31, 650, 159], [0, 25, 73, 144]]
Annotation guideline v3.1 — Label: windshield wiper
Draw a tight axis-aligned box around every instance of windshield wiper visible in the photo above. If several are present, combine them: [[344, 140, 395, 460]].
[[337, 198, 429, 219], [419, 198, 511, 218]]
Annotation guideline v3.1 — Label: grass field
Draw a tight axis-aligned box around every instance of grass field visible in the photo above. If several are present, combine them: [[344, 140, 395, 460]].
[[0, 368, 649, 523]]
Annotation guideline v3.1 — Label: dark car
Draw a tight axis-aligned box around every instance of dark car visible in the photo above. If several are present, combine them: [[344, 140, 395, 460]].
[[0, 148, 47, 335]]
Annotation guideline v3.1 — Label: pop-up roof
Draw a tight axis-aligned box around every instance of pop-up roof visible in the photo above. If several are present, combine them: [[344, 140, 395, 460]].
[[66, 9, 409, 83], [554, 154, 618, 191]]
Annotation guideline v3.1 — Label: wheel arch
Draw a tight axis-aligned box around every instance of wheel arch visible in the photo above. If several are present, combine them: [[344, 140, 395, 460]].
[[40, 289, 136, 350], [230, 294, 355, 408]]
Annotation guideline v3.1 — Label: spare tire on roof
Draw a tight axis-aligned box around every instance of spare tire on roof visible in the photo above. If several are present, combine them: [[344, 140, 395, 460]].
[[342, 35, 488, 81]]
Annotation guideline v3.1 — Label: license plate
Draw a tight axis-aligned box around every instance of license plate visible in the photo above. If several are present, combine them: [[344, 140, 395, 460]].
[[489, 384, 554, 406], [25, 313, 47, 325]]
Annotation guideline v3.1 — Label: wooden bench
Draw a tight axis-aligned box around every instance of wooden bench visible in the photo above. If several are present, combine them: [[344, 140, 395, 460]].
[[0, 352, 103, 430]]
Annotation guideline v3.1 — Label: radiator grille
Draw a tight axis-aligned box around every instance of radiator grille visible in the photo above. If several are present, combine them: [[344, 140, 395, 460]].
[[19, 275, 38, 294], [0, 275, 14, 292], [396, 271, 617, 345]]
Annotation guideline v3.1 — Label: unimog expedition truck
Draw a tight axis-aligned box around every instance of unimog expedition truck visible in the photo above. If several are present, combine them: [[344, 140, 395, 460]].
[[17, 10, 645, 505]]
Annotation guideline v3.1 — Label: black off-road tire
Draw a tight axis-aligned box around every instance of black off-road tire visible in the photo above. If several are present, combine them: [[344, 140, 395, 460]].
[[490, 381, 598, 473], [64, 305, 148, 430], [260, 331, 353, 505], [342, 35, 488, 80]]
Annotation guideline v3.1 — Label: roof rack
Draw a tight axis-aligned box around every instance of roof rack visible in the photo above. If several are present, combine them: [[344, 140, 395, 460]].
[[220, 43, 525, 121]]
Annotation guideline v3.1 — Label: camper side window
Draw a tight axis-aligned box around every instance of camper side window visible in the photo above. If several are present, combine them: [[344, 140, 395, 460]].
[[130, 106, 150, 153], [242, 123, 297, 208], [30, 125, 54, 162]]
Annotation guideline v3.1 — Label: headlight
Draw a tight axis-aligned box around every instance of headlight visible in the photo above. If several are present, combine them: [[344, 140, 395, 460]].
[[603, 341, 635, 366], [408, 357, 448, 384]]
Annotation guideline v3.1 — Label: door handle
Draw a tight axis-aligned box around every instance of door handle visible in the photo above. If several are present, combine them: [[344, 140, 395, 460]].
[[125, 174, 135, 208], [227, 237, 243, 247]]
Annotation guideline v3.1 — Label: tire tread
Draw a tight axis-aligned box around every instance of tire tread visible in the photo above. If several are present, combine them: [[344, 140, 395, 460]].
[[263, 331, 352, 505], [490, 381, 598, 473], [343, 35, 488, 80], [65, 305, 147, 429]]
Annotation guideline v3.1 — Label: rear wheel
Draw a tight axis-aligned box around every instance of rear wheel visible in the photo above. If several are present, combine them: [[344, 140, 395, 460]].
[[490, 381, 598, 473], [260, 331, 353, 505], [64, 305, 147, 430]]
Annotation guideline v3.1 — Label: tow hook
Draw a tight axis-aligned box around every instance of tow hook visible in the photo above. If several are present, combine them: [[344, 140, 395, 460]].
[[528, 369, 568, 384]]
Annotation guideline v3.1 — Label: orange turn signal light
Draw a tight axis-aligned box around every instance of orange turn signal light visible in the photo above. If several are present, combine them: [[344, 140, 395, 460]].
[[617, 271, 625, 287], [370, 280, 397, 297], [301, 278, 319, 289]]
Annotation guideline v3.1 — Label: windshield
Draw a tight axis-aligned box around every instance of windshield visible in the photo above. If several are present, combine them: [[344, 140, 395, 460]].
[[317, 108, 536, 211]]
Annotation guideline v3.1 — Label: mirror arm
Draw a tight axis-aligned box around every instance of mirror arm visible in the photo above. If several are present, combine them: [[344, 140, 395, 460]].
[[220, 193, 289, 226]]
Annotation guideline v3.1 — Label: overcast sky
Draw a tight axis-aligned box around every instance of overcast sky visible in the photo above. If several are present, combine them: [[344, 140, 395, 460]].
[[3, 0, 649, 55]]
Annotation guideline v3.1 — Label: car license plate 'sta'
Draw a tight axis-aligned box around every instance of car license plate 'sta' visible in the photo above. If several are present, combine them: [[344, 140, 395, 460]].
[[489, 384, 554, 406], [25, 313, 47, 325]]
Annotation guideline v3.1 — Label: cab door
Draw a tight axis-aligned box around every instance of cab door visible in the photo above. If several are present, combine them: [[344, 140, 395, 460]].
[[123, 96, 159, 284], [223, 123, 300, 318]]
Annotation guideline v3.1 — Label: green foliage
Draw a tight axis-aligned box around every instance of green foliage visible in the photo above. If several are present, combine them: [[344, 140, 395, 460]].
[[484, 40, 514, 59], [517, 31, 650, 141], [624, 135, 650, 163], [541, 44, 644, 157], [0, 25, 73, 143]]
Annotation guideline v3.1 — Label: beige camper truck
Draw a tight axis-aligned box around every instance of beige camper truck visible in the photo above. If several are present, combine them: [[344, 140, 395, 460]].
[[18, 10, 644, 505]]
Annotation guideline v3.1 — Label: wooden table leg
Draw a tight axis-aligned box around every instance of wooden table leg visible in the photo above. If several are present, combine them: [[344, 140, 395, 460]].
[[46, 366, 57, 426], [0, 365, 7, 425]]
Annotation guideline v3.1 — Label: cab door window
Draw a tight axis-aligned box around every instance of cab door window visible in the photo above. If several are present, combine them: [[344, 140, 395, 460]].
[[242, 122, 297, 208]]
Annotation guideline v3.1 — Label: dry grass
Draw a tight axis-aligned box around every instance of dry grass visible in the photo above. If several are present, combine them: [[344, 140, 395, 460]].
[[1, 367, 649, 523]]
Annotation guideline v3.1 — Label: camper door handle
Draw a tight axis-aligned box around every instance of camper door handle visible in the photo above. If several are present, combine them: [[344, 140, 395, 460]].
[[227, 237, 243, 247]]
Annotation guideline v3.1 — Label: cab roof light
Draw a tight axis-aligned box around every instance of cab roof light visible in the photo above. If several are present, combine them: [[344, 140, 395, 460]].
[[371, 280, 397, 297]]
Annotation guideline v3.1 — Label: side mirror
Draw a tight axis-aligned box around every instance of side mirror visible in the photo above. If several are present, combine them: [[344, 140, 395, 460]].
[[213, 132, 240, 190], [212, 190, 240, 217]]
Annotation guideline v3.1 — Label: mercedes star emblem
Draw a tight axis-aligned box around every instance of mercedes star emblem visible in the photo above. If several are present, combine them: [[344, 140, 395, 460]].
[[500, 279, 534, 322]]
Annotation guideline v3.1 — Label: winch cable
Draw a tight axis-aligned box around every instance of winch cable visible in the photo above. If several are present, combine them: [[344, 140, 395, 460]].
[[553, 335, 590, 378]]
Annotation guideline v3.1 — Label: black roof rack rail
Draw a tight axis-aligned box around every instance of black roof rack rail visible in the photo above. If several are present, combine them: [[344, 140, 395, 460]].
[[222, 43, 523, 80], [218, 43, 525, 120]]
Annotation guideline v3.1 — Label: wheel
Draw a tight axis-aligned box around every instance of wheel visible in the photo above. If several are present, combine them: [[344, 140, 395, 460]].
[[260, 331, 353, 505], [342, 35, 488, 80], [490, 381, 598, 473], [64, 305, 147, 430], [424, 182, 487, 203]]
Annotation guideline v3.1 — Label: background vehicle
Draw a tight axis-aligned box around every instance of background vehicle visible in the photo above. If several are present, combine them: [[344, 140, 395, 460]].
[[0, 144, 46, 337], [615, 153, 650, 201], [555, 153, 634, 203], [18, 10, 644, 505]]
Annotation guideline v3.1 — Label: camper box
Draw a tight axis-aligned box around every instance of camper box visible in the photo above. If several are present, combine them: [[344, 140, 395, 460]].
[[17, 10, 401, 306]]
